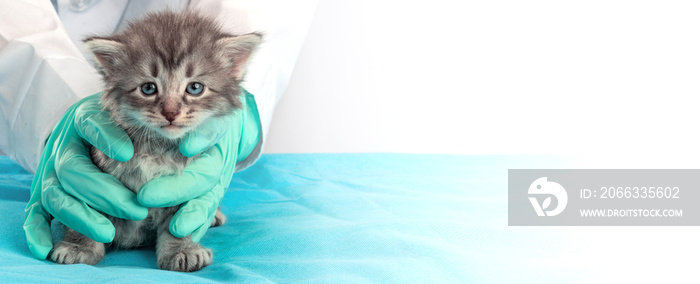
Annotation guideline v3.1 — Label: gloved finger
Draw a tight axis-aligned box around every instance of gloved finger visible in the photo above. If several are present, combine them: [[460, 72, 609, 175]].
[[169, 185, 225, 238], [24, 155, 56, 260], [55, 136, 148, 221], [41, 173, 115, 244], [190, 210, 217, 243], [23, 201, 53, 259], [74, 97, 134, 162], [138, 145, 224, 207], [179, 115, 235, 158]]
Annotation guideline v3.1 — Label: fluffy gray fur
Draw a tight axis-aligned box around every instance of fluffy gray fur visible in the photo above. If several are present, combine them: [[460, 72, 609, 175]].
[[50, 11, 261, 272]]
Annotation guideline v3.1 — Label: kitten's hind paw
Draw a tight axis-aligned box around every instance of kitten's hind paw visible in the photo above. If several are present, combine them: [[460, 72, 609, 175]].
[[50, 241, 105, 265], [158, 245, 212, 272], [211, 209, 226, 227]]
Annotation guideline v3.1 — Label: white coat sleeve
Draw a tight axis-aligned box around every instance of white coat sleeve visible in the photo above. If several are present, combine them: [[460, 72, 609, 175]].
[[0, 1, 103, 173], [189, 0, 319, 149]]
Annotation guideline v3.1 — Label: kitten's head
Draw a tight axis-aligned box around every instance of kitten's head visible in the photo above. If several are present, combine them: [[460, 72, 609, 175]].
[[84, 11, 261, 139]]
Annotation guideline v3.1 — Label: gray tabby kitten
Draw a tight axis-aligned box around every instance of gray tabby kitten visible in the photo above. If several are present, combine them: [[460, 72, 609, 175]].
[[49, 11, 261, 272]]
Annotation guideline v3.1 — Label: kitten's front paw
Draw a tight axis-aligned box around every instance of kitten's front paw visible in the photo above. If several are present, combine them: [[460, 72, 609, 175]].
[[158, 245, 212, 272], [211, 209, 226, 227], [50, 241, 105, 265]]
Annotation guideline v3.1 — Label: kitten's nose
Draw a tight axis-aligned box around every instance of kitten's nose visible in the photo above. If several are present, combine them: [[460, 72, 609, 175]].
[[161, 98, 181, 123], [162, 111, 180, 123]]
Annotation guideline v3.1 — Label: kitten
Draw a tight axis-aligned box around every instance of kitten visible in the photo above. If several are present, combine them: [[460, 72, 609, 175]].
[[49, 11, 261, 272]]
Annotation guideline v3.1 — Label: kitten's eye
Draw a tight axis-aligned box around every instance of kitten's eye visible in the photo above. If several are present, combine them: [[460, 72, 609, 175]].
[[140, 82, 158, 96], [186, 82, 204, 96]]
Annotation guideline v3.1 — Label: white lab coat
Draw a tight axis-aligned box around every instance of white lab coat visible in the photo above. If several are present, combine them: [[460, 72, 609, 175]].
[[0, 0, 317, 173]]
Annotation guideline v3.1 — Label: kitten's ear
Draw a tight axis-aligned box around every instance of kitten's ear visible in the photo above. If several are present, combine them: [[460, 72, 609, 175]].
[[217, 33, 262, 81], [83, 37, 127, 76]]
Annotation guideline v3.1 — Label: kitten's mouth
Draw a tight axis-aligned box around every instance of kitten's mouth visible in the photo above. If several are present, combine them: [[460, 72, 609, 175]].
[[157, 123, 187, 139], [161, 124, 182, 130]]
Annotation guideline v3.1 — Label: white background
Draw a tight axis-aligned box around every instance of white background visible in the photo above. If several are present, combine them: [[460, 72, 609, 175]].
[[264, 0, 700, 161]]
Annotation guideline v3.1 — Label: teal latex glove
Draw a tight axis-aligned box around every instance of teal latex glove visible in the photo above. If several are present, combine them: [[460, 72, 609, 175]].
[[24, 94, 145, 260], [137, 90, 260, 241]]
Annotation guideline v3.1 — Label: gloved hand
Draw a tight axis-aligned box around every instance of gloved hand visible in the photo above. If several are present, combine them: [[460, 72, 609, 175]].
[[137, 91, 259, 242], [24, 94, 145, 260]]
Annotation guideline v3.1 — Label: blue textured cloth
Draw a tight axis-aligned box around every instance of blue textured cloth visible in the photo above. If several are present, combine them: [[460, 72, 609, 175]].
[[0, 154, 590, 283]]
